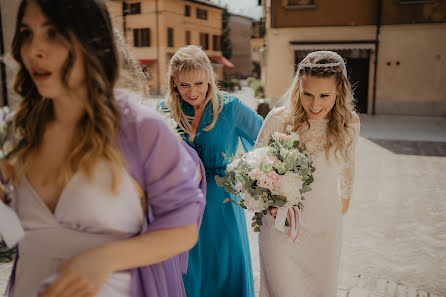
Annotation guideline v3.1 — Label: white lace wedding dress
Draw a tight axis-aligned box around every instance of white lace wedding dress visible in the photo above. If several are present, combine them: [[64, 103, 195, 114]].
[[256, 107, 359, 297]]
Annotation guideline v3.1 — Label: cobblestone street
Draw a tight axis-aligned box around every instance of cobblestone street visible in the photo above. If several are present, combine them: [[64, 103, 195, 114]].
[[1, 87, 445, 296]]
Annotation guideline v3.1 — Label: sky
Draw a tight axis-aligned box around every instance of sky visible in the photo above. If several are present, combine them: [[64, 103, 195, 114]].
[[210, 0, 263, 19]]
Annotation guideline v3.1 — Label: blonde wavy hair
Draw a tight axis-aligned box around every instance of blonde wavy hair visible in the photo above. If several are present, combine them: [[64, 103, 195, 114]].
[[284, 51, 356, 161], [165, 45, 224, 135], [4, 0, 124, 194]]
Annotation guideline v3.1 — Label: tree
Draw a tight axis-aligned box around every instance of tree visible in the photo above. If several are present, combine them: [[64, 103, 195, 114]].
[[222, 8, 232, 60]]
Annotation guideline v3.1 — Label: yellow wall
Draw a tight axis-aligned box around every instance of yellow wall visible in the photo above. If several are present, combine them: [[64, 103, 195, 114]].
[[376, 24, 446, 115], [263, 26, 376, 98], [107, 0, 224, 94], [262, 24, 446, 115]]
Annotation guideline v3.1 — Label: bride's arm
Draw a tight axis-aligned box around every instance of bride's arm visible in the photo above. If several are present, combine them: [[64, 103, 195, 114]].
[[339, 114, 360, 215], [255, 107, 284, 147]]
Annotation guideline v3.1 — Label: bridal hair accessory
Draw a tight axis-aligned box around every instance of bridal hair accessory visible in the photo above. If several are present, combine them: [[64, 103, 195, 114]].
[[298, 61, 343, 70]]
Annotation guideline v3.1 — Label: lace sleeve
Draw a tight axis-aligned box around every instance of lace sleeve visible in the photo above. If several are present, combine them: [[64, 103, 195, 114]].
[[255, 108, 285, 147], [339, 119, 360, 200]]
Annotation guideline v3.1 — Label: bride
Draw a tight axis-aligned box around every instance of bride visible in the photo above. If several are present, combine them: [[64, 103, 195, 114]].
[[256, 51, 360, 297]]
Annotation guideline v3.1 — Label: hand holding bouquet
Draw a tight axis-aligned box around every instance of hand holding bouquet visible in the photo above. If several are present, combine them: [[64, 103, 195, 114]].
[[216, 126, 315, 241]]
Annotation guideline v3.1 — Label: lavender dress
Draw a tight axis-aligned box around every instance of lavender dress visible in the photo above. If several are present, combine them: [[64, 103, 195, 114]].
[[4, 89, 206, 297]]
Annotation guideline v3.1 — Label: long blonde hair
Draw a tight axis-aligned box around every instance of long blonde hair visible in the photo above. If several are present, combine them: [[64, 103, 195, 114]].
[[284, 51, 356, 161], [5, 0, 123, 194], [165, 45, 224, 135]]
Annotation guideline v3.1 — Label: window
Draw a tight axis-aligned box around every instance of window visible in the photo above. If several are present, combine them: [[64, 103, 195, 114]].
[[133, 28, 151, 47], [129, 2, 141, 15], [400, 0, 436, 3], [186, 31, 191, 45], [196, 8, 208, 20], [212, 35, 221, 51], [287, 0, 314, 4], [168, 28, 174, 47], [185, 5, 191, 16], [200, 33, 209, 50], [283, 0, 316, 9]]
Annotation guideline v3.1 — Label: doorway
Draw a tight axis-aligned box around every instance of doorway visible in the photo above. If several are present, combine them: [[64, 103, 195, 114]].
[[294, 48, 370, 114]]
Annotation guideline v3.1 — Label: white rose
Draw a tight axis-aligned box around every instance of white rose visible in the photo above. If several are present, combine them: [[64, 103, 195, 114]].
[[279, 171, 303, 206], [242, 192, 265, 211], [246, 147, 270, 169]]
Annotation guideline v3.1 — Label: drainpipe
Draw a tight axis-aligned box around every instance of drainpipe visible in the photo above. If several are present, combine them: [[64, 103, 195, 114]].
[[372, 0, 382, 115], [155, 0, 161, 94], [0, 3, 8, 106]]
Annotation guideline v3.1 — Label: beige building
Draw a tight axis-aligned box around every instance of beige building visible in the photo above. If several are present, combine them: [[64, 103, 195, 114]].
[[224, 13, 254, 79], [107, 0, 229, 94], [250, 18, 266, 78], [260, 0, 446, 116]]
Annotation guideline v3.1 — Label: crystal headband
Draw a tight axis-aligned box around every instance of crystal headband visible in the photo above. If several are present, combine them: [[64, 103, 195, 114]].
[[298, 61, 343, 69]]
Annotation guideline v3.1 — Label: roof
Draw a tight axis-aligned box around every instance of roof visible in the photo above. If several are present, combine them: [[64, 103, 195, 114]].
[[210, 56, 235, 68], [185, 0, 226, 10], [229, 13, 255, 21]]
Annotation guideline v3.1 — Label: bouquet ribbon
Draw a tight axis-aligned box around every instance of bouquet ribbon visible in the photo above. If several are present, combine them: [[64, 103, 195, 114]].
[[274, 206, 303, 243]]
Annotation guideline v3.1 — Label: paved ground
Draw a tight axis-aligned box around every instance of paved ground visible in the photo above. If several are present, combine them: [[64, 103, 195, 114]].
[[1, 87, 445, 296]]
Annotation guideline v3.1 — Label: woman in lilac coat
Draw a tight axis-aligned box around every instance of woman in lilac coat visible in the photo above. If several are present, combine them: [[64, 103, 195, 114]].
[[0, 0, 205, 296]]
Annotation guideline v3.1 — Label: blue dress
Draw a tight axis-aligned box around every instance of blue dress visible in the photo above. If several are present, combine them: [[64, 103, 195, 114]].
[[162, 94, 263, 297]]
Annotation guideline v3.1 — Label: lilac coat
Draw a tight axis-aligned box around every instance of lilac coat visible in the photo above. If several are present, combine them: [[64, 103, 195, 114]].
[[4, 89, 206, 297]]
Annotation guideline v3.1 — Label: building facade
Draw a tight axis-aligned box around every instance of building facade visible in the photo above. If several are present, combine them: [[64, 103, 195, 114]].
[[250, 18, 266, 79], [260, 0, 446, 116], [108, 0, 228, 94], [224, 13, 254, 79]]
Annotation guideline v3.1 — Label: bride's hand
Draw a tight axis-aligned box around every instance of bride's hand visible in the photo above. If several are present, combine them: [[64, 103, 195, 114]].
[[269, 207, 278, 219], [0, 183, 9, 204], [0, 183, 5, 202], [39, 247, 113, 297], [341, 198, 350, 215]]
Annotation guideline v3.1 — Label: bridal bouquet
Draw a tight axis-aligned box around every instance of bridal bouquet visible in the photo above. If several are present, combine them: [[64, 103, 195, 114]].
[[216, 126, 315, 234]]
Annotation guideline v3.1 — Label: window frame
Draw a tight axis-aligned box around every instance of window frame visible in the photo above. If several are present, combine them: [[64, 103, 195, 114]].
[[168, 27, 174, 48], [200, 33, 209, 50], [186, 30, 191, 45], [212, 34, 221, 51], [282, 0, 317, 9], [196, 8, 208, 20], [133, 28, 151, 47], [399, 0, 437, 4], [129, 2, 141, 15]]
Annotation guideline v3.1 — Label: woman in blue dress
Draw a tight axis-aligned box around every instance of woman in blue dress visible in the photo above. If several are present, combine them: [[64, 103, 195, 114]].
[[162, 45, 263, 297]]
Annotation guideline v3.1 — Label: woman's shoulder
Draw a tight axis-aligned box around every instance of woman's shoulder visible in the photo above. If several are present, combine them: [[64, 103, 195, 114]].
[[221, 93, 239, 106], [267, 106, 287, 119], [115, 89, 166, 129]]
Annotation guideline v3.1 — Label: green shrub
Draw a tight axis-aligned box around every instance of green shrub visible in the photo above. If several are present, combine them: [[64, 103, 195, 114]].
[[250, 79, 265, 98], [230, 78, 242, 90]]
